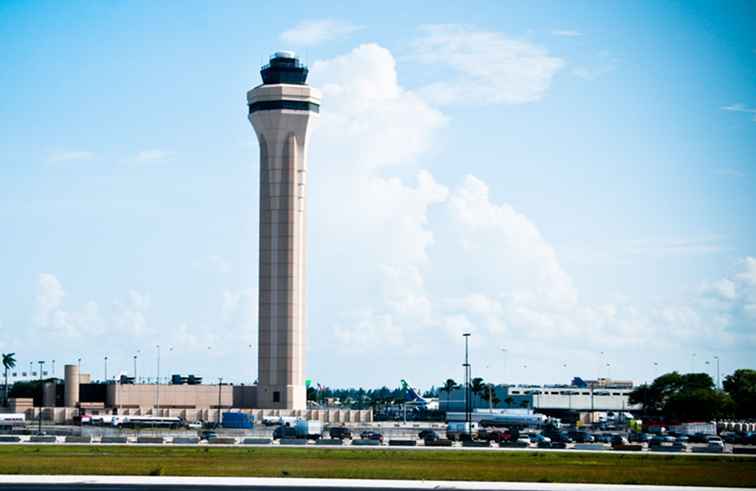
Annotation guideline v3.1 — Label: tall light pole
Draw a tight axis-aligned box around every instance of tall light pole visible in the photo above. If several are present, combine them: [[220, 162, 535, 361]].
[[155, 344, 160, 415], [52, 360, 55, 378], [133, 354, 138, 384], [463, 333, 471, 433], [217, 377, 223, 427], [500, 347, 508, 384], [104, 356, 108, 382], [714, 356, 720, 389], [37, 360, 45, 434]]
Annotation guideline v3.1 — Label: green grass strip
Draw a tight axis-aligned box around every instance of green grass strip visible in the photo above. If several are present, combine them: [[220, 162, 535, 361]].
[[0, 445, 754, 487]]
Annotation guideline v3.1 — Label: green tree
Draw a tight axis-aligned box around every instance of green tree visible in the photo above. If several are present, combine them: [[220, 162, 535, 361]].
[[440, 379, 458, 410], [2, 353, 16, 407], [629, 371, 734, 421], [306, 386, 317, 402], [723, 369, 756, 418], [471, 377, 485, 407]]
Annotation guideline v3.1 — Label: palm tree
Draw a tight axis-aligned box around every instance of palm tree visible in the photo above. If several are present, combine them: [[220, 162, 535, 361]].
[[440, 378, 458, 411], [471, 377, 485, 408], [2, 353, 16, 407]]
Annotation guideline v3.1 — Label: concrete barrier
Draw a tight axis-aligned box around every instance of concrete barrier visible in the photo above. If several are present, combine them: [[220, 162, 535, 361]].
[[316, 439, 343, 446], [574, 443, 610, 451], [136, 436, 164, 444], [29, 436, 57, 443], [733, 447, 756, 455], [389, 439, 417, 447], [613, 444, 643, 451], [692, 445, 723, 453], [279, 438, 308, 445], [650, 445, 684, 453], [208, 437, 237, 445], [64, 435, 92, 444], [426, 439, 453, 447], [353, 439, 381, 446], [172, 437, 200, 445], [242, 438, 272, 445], [499, 441, 529, 448], [100, 436, 128, 444], [0, 436, 21, 443], [462, 440, 490, 448]]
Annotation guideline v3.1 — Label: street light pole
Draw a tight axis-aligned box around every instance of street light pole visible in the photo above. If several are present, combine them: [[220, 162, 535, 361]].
[[463, 333, 471, 434], [714, 356, 720, 389], [155, 345, 160, 415], [104, 356, 108, 382], [37, 360, 45, 434], [217, 377, 223, 427]]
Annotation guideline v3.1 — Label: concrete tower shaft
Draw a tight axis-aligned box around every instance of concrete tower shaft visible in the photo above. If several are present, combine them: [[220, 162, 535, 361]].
[[247, 53, 320, 410]]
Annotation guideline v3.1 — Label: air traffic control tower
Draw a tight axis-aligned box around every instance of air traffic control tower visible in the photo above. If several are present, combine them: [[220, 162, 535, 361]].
[[247, 52, 320, 410]]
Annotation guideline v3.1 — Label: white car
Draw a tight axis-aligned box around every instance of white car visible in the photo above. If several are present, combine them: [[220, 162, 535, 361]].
[[187, 422, 203, 430]]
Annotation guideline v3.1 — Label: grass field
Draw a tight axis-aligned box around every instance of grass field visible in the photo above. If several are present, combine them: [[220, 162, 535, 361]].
[[0, 445, 754, 487]]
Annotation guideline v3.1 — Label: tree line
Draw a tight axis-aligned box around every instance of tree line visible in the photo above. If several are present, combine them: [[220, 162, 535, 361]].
[[629, 369, 755, 421]]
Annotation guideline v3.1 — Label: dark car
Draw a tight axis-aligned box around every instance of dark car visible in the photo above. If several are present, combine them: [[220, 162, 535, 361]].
[[628, 432, 652, 443], [273, 426, 298, 440], [329, 427, 352, 440], [418, 429, 439, 442], [478, 429, 507, 443], [611, 435, 629, 447], [199, 431, 218, 441], [571, 431, 595, 443], [360, 431, 384, 442]]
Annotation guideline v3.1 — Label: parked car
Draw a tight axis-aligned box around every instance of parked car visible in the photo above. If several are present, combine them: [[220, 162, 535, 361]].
[[360, 431, 384, 442], [629, 432, 653, 443], [611, 435, 629, 447], [571, 431, 595, 443], [689, 432, 709, 443], [272, 426, 298, 440], [530, 434, 552, 444], [651, 435, 675, 446], [199, 431, 218, 441], [418, 429, 440, 442], [516, 436, 531, 446], [594, 433, 613, 443], [706, 435, 724, 445], [329, 427, 352, 440], [479, 429, 507, 443]]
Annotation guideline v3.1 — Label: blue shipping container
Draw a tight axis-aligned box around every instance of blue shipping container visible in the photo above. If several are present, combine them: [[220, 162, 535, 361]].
[[222, 412, 254, 429]]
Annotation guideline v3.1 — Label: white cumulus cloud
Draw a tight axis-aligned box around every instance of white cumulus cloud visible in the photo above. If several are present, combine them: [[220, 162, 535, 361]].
[[410, 24, 564, 105], [280, 19, 364, 46]]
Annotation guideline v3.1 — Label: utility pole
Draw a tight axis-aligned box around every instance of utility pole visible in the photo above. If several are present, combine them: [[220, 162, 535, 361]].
[[463, 333, 471, 435], [217, 377, 223, 427], [155, 345, 160, 415], [37, 360, 45, 435]]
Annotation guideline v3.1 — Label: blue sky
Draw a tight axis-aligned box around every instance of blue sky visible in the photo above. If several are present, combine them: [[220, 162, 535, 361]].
[[1, 1, 754, 390]]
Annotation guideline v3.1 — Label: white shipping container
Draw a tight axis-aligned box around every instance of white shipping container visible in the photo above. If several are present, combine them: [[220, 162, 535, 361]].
[[670, 422, 716, 435]]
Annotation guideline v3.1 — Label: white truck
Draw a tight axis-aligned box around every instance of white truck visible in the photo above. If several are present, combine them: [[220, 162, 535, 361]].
[[0, 413, 26, 428], [272, 419, 323, 440], [446, 421, 479, 440]]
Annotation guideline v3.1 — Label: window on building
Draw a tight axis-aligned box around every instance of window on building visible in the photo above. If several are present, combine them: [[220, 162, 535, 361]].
[[273, 391, 280, 403]]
